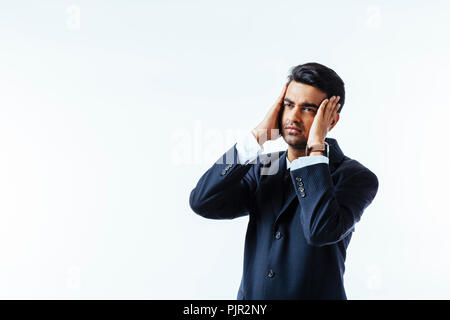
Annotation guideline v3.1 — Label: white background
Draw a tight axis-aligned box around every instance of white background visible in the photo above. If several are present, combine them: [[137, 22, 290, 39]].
[[0, 0, 449, 299]]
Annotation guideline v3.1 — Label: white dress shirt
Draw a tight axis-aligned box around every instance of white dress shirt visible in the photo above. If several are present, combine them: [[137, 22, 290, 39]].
[[235, 131, 329, 170]]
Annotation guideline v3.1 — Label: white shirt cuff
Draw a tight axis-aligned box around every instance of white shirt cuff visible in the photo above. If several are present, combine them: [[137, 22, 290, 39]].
[[236, 131, 263, 164], [290, 155, 329, 170]]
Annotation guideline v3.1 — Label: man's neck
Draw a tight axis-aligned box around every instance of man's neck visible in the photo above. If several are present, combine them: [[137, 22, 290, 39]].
[[287, 147, 307, 163]]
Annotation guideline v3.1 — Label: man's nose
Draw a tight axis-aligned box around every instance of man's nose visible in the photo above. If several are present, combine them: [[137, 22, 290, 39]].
[[286, 107, 303, 119], [286, 120, 302, 129], [286, 114, 302, 125]]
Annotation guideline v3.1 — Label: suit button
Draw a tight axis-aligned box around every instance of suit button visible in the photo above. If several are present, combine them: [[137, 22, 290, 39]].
[[267, 269, 275, 278], [275, 231, 282, 240], [221, 170, 226, 175], [298, 187, 305, 192], [301, 193, 306, 198], [296, 177, 303, 182]]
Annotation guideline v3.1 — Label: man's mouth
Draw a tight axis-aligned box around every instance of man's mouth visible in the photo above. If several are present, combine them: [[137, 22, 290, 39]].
[[285, 126, 301, 134]]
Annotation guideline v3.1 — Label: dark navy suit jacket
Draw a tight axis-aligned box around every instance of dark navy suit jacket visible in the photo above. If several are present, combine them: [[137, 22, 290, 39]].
[[189, 137, 379, 300]]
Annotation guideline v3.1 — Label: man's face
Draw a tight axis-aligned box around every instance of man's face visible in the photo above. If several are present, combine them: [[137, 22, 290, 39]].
[[280, 81, 328, 149]]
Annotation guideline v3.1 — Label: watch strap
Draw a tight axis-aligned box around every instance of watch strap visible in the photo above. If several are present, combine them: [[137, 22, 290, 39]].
[[306, 141, 329, 157]]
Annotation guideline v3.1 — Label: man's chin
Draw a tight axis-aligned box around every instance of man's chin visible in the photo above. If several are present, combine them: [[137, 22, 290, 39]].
[[283, 135, 307, 149]]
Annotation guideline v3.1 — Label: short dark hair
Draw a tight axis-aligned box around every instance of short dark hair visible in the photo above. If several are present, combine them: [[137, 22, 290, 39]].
[[287, 62, 345, 113]]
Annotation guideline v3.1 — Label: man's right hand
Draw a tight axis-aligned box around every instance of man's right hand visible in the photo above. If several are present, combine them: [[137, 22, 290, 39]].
[[251, 82, 289, 146]]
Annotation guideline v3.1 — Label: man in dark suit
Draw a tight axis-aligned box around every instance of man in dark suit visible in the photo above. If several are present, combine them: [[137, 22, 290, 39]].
[[189, 63, 379, 300]]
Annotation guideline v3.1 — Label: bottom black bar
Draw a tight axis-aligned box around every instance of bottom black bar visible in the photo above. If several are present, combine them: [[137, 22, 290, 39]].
[[0, 300, 448, 318]]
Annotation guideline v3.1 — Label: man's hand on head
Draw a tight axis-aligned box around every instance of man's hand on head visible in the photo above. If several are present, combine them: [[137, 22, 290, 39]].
[[252, 82, 289, 147], [307, 95, 341, 146]]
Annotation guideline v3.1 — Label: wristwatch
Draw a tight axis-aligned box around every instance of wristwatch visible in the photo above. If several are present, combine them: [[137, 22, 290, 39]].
[[306, 141, 329, 157]]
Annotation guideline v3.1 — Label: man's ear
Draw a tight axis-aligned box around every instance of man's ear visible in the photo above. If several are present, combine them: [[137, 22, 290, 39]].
[[328, 113, 340, 131]]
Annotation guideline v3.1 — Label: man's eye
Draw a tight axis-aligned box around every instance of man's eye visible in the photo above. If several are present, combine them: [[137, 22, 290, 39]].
[[302, 107, 315, 112], [284, 103, 292, 108]]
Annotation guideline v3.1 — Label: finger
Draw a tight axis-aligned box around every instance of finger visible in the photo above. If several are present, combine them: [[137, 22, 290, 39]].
[[316, 98, 328, 120], [331, 97, 340, 118], [334, 99, 341, 113], [328, 103, 340, 129], [318, 98, 329, 114], [325, 96, 336, 114], [325, 96, 338, 120], [280, 81, 289, 96], [275, 82, 289, 106], [333, 96, 340, 113], [327, 96, 339, 117]]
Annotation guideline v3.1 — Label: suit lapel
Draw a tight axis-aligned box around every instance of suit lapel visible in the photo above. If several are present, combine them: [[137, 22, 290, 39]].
[[262, 152, 282, 218], [265, 150, 297, 220]]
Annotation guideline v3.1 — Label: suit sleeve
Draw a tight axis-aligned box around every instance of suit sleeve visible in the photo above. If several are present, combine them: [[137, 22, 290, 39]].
[[189, 142, 259, 220], [290, 162, 379, 247]]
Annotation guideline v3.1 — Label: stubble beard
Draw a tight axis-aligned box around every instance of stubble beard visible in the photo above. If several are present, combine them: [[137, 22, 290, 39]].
[[282, 130, 308, 150]]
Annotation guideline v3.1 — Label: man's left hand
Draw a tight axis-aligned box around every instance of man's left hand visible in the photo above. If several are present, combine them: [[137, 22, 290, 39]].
[[307, 95, 341, 145]]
